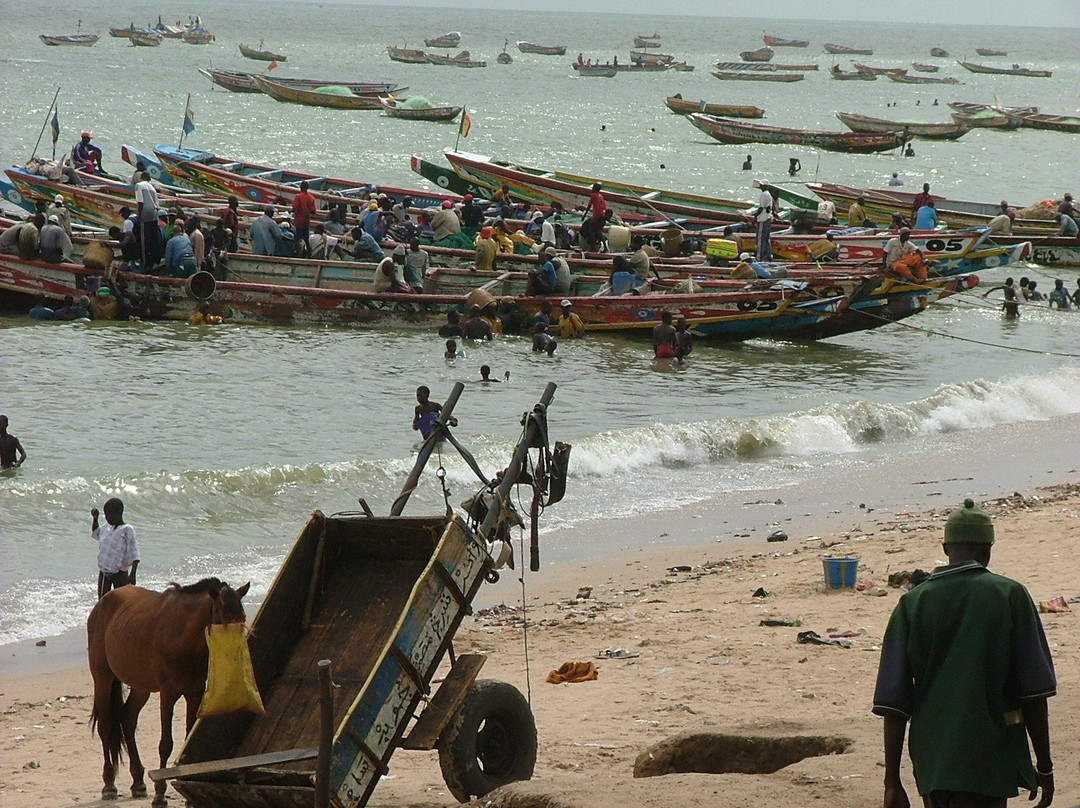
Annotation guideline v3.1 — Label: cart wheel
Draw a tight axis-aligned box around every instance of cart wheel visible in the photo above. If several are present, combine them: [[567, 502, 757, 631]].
[[437, 679, 536, 803]]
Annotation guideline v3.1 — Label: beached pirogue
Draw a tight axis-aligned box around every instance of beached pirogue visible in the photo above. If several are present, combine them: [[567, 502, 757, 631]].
[[129, 383, 569, 808]]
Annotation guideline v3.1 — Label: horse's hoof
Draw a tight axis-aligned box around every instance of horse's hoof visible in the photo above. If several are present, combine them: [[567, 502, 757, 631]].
[[132, 784, 148, 798], [101, 787, 119, 800], [151, 796, 168, 808]]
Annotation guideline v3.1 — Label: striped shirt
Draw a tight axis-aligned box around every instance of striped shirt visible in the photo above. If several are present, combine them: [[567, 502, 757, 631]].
[[92, 523, 140, 574]]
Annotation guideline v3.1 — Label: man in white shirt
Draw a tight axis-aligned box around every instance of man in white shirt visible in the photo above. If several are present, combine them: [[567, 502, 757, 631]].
[[755, 182, 776, 261], [134, 171, 162, 268]]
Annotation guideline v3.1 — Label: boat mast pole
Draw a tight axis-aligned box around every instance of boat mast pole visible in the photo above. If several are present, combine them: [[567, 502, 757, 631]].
[[31, 86, 62, 161]]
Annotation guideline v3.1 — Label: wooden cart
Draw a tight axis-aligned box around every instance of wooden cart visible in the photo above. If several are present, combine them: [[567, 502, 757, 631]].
[[152, 383, 566, 808]]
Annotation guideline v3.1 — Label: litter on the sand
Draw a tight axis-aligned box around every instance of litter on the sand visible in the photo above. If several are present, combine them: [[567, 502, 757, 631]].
[[760, 616, 802, 627], [546, 661, 599, 683], [597, 647, 640, 659], [796, 630, 851, 648], [887, 569, 931, 589], [767, 530, 788, 542], [667, 565, 693, 573], [752, 587, 770, 598], [1038, 595, 1070, 613]]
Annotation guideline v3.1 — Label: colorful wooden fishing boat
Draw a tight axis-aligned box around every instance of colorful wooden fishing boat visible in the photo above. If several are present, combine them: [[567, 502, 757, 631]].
[[664, 96, 765, 118], [426, 50, 486, 68], [1016, 113, 1080, 134], [957, 61, 1051, 78], [443, 150, 763, 225], [988, 236, 1080, 268], [762, 33, 809, 48], [740, 46, 774, 62], [0, 248, 977, 342], [852, 62, 906, 76], [764, 227, 993, 262], [889, 73, 961, 85], [109, 25, 157, 38], [129, 32, 163, 47], [40, 33, 100, 46], [152, 145, 457, 210], [197, 68, 404, 95], [830, 65, 877, 81], [715, 61, 817, 72], [948, 110, 1020, 129], [975, 47, 1007, 56], [930, 47, 949, 57], [806, 182, 1061, 237], [629, 49, 674, 63], [911, 62, 939, 72], [379, 97, 462, 122], [387, 45, 427, 64], [239, 42, 287, 62], [516, 41, 566, 55], [424, 31, 461, 48], [824, 43, 873, 55], [835, 112, 971, 140], [573, 58, 670, 72], [688, 114, 903, 153], [712, 70, 803, 82], [252, 76, 383, 109], [576, 66, 617, 77], [182, 27, 214, 44]]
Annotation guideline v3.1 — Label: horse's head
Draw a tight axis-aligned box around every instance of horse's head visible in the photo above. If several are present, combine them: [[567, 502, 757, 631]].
[[210, 581, 250, 626]]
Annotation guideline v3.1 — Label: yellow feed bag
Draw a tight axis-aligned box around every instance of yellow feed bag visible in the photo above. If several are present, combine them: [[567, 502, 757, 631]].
[[198, 624, 265, 718]]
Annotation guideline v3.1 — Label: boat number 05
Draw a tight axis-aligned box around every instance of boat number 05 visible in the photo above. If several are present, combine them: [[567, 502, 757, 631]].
[[924, 238, 965, 253]]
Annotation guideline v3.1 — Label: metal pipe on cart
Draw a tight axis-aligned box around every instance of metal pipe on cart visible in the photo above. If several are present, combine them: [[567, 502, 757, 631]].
[[390, 382, 466, 516], [315, 659, 334, 808], [478, 382, 557, 566]]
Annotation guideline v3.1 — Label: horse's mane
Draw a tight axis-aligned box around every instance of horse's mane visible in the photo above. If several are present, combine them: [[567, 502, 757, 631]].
[[167, 577, 226, 595]]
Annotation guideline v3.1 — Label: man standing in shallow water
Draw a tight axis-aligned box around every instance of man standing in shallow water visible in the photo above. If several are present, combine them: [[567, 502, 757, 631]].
[[873, 499, 1056, 808], [0, 415, 27, 468]]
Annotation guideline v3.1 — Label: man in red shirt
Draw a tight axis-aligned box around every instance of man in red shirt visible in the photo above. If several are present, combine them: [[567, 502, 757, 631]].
[[291, 181, 318, 257], [217, 196, 240, 252], [580, 182, 608, 252], [910, 183, 933, 222]]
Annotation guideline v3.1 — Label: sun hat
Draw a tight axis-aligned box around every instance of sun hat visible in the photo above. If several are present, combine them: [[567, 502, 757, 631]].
[[81, 131, 92, 138], [157, 210, 168, 219], [54, 193, 64, 203], [944, 498, 994, 545], [560, 299, 571, 308], [531, 210, 543, 220], [48, 214, 59, 223], [739, 252, 751, 261], [480, 226, 493, 238], [464, 194, 473, 202]]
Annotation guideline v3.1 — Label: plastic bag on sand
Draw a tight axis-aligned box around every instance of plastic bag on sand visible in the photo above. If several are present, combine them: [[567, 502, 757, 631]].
[[198, 623, 265, 717]]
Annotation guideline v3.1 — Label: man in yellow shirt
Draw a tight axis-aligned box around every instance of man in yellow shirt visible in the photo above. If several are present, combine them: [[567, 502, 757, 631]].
[[847, 195, 869, 228], [554, 299, 585, 338], [474, 226, 498, 272]]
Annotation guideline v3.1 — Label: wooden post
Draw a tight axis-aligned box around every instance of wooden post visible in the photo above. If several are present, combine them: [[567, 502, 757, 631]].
[[315, 659, 334, 808]]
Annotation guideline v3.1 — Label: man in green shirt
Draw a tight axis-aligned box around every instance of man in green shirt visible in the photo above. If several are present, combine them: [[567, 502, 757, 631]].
[[873, 499, 1056, 808]]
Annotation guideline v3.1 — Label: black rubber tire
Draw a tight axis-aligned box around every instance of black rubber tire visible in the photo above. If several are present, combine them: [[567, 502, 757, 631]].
[[437, 679, 537, 802]]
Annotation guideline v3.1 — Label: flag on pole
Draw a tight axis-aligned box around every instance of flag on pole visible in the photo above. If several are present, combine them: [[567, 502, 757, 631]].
[[458, 111, 472, 139], [182, 94, 196, 135], [50, 110, 60, 144], [267, 60, 278, 72]]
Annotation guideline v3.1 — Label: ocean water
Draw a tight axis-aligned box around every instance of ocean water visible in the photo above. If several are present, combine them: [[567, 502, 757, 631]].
[[2, 2, 1080, 646]]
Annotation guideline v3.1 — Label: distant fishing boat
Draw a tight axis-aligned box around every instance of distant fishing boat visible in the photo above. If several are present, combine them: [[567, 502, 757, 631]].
[[129, 32, 163, 47], [379, 97, 462, 122], [387, 45, 427, 64], [516, 41, 566, 56], [424, 31, 461, 48], [688, 114, 903, 153], [975, 47, 1007, 56], [239, 42, 287, 62], [762, 33, 809, 48], [40, 33, 100, 46], [930, 47, 949, 57], [740, 46, 774, 62], [824, 43, 874, 55], [957, 60, 1051, 78], [664, 96, 765, 118], [712, 70, 804, 82]]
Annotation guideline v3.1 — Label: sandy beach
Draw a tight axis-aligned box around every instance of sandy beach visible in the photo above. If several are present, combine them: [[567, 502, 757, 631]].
[[3, 482, 1077, 808]]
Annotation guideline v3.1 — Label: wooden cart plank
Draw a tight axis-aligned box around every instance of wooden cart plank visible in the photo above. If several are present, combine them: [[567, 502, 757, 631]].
[[400, 653, 487, 750], [150, 748, 318, 781]]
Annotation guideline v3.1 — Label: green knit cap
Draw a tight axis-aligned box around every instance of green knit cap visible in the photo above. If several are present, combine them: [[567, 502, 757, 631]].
[[944, 498, 995, 544]]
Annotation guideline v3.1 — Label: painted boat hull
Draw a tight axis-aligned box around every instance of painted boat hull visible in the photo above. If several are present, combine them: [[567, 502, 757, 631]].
[[253, 76, 383, 109], [40, 33, 100, 46], [689, 114, 903, 153], [835, 112, 971, 140], [664, 97, 765, 118], [516, 42, 566, 55]]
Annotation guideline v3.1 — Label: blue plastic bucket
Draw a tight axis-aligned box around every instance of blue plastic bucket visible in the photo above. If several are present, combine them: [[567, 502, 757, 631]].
[[822, 557, 858, 590]]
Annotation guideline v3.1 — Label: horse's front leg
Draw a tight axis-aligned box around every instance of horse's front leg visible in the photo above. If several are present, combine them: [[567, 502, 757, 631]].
[[121, 688, 151, 798], [152, 691, 182, 808]]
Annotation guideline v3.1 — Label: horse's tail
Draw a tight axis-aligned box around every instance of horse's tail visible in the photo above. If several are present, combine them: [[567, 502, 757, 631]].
[[90, 676, 124, 768]]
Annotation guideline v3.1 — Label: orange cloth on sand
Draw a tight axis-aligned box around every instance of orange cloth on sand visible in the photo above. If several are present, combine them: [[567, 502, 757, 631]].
[[546, 661, 599, 684], [889, 252, 927, 282]]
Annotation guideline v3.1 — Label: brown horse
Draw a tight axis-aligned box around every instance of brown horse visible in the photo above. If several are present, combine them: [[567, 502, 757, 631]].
[[87, 577, 250, 806]]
